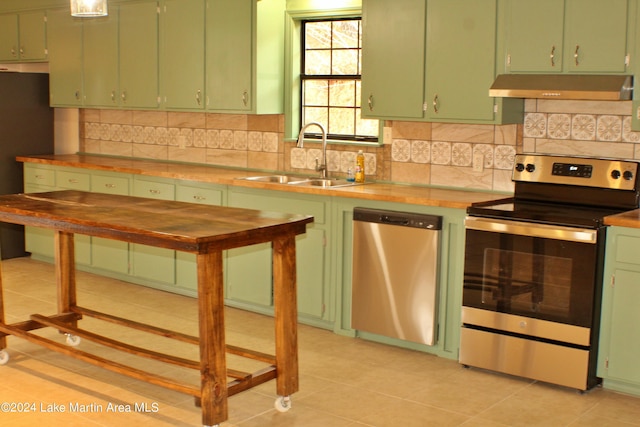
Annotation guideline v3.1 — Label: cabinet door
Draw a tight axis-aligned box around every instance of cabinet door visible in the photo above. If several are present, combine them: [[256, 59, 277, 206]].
[[131, 178, 176, 284], [0, 14, 18, 61], [19, 11, 48, 61], [360, 0, 426, 119], [603, 268, 640, 383], [48, 9, 84, 106], [207, 0, 253, 111], [83, 14, 118, 107], [160, 0, 205, 110], [564, 0, 629, 73], [426, 0, 497, 121], [91, 173, 131, 275], [119, 1, 159, 109], [505, 0, 564, 73]]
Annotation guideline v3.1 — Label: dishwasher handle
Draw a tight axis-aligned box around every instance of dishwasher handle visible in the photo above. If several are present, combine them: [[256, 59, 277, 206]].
[[353, 207, 442, 230]]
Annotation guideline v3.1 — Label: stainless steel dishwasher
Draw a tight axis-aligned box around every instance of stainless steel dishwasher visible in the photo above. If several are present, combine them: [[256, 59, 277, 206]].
[[351, 207, 442, 345]]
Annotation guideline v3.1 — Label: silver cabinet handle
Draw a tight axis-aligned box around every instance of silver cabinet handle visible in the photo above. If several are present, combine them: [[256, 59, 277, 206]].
[[121, 90, 127, 103], [574, 45, 580, 66], [193, 195, 206, 201], [74, 90, 81, 100], [20, 46, 24, 55], [196, 90, 202, 105], [111, 90, 116, 102], [104, 183, 117, 189], [68, 179, 79, 184], [149, 189, 161, 195], [242, 90, 249, 107], [433, 94, 439, 114], [550, 45, 555, 67], [10, 46, 16, 57], [368, 94, 374, 111]]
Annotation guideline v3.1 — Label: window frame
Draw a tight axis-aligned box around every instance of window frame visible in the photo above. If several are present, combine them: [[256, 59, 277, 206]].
[[284, 7, 383, 147]]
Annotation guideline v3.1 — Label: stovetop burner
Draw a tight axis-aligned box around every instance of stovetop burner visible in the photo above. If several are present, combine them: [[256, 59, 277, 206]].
[[469, 155, 640, 227]]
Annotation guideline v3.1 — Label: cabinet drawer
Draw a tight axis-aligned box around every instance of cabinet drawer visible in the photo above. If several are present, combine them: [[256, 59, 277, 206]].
[[176, 185, 223, 206], [616, 235, 640, 265], [133, 178, 175, 200], [24, 166, 55, 187], [92, 174, 130, 196], [56, 170, 91, 191]]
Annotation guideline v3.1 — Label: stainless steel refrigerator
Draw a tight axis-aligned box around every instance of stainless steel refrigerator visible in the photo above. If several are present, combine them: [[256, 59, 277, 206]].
[[0, 72, 54, 259]]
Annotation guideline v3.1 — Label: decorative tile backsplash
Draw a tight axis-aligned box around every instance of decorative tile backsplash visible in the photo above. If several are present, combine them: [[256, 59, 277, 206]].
[[78, 100, 640, 193]]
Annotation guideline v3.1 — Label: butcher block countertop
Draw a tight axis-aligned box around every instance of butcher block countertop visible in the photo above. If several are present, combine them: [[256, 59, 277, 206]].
[[17, 154, 504, 209], [604, 209, 640, 229]]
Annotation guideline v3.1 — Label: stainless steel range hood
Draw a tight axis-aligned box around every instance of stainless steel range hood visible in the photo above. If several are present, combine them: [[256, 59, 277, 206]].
[[489, 74, 633, 101]]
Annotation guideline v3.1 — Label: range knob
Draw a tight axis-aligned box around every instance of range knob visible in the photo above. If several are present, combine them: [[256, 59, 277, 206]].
[[611, 170, 622, 179], [623, 170, 634, 181], [515, 163, 525, 172], [525, 163, 536, 173]]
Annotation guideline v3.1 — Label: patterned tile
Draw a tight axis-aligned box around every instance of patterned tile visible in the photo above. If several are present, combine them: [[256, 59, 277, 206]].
[[180, 128, 194, 147], [194, 129, 206, 148], [248, 131, 263, 152], [451, 143, 472, 166], [206, 130, 220, 148], [220, 130, 234, 149], [623, 117, 640, 143], [262, 132, 279, 153], [411, 140, 430, 163], [233, 131, 248, 150], [547, 114, 571, 139], [156, 127, 168, 146], [431, 141, 451, 165], [494, 145, 516, 170], [597, 115, 622, 142], [341, 151, 357, 172], [132, 126, 144, 144], [473, 144, 494, 168], [571, 114, 596, 141], [392, 139, 411, 162], [523, 113, 546, 138]]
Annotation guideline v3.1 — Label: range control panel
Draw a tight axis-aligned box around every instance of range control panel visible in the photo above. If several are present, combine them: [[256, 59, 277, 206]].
[[513, 154, 639, 190]]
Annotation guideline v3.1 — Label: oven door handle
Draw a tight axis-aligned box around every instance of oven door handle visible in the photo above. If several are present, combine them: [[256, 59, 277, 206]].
[[465, 216, 598, 244]]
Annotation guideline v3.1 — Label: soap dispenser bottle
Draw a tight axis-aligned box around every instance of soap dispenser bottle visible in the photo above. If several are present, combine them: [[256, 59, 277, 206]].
[[355, 150, 365, 183]]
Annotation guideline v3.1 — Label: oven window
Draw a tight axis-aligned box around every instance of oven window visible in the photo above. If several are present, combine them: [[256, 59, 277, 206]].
[[463, 230, 598, 327]]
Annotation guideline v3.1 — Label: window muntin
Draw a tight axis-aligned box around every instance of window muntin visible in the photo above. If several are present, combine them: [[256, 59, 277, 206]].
[[301, 19, 378, 142]]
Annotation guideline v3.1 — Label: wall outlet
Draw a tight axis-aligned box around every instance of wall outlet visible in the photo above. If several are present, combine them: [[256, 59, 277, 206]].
[[473, 153, 484, 172]]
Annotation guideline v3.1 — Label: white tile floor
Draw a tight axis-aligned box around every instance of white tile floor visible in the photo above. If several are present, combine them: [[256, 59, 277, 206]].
[[1, 257, 640, 426]]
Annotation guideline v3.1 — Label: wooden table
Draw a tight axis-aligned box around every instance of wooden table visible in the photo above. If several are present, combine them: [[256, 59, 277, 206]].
[[0, 190, 313, 426]]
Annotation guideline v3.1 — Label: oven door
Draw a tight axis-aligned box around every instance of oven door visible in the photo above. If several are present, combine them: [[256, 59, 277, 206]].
[[463, 216, 601, 329]]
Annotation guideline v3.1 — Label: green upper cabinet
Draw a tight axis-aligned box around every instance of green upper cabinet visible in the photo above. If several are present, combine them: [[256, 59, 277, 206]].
[[118, 1, 159, 109], [425, 0, 499, 122], [206, 0, 285, 113], [503, 0, 631, 74], [47, 9, 84, 106], [82, 14, 118, 107], [84, 1, 159, 109], [503, 0, 564, 73], [360, 0, 426, 120], [0, 11, 47, 62], [159, 0, 205, 110]]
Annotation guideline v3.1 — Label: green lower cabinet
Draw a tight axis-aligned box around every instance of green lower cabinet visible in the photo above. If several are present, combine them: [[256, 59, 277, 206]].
[[23, 165, 91, 265], [131, 177, 176, 285], [598, 226, 640, 395], [226, 188, 331, 327], [90, 172, 132, 275], [175, 182, 226, 293]]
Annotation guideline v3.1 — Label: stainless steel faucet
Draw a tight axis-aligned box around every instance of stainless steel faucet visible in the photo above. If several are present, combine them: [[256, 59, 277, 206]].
[[296, 122, 328, 179]]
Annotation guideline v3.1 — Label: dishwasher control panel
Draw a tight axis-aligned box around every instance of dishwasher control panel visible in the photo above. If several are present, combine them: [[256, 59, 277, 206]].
[[353, 207, 443, 230]]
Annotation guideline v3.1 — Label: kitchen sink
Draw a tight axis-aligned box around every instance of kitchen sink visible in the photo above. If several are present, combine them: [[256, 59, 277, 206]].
[[288, 178, 358, 188], [240, 174, 308, 184], [239, 175, 362, 188]]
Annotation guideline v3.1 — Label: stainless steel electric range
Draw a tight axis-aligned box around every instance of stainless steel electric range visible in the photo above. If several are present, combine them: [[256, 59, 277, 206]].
[[460, 154, 640, 391]]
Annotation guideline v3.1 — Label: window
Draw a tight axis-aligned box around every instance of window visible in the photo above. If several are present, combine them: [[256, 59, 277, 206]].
[[300, 18, 378, 143]]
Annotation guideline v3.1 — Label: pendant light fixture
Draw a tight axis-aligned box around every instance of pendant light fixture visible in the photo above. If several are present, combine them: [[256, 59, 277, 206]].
[[70, 0, 108, 17]]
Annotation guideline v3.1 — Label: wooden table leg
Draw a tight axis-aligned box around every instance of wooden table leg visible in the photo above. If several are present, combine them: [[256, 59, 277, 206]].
[[0, 257, 6, 350], [55, 231, 77, 316], [197, 250, 227, 426], [272, 233, 299, 398]]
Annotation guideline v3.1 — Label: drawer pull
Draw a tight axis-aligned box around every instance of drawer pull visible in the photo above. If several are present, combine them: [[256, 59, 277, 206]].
[[193, 195, 206, 201], [149, 189, 161, 195], [104, 183, 117, 189], [68, 179, 79, 184], [35, 175, 45, 180]]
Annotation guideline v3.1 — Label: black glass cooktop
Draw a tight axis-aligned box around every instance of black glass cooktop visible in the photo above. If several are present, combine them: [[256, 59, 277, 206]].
[[467, 197, 631, 228]]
